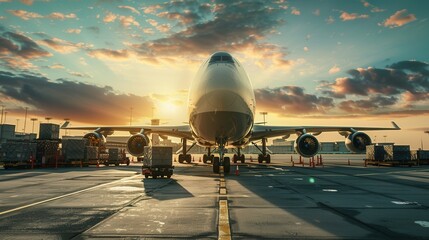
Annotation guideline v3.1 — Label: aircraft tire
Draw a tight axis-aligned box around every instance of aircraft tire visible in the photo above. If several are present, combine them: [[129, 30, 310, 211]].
[[224, 157, 231, 174]]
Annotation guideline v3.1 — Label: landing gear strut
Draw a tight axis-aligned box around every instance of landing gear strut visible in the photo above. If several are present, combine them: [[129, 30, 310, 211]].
[[178, 138, 194, 164], [233, 148, 245, 163], [213, 140, 230, 174], [252, 138, 271, 164]]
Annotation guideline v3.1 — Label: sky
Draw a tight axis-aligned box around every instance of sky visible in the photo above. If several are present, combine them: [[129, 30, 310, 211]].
[[0, 0, 428, 148]]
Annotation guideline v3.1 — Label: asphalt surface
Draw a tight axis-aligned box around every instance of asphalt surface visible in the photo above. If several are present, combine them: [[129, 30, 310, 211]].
[[0, 154, 428, 239]]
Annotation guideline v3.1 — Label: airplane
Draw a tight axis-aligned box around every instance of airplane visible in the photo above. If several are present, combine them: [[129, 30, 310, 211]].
[[62, 51, 400, 174]]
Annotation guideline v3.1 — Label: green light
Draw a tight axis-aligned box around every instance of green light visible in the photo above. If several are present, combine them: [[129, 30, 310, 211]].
[[309, 177, 315, 184]]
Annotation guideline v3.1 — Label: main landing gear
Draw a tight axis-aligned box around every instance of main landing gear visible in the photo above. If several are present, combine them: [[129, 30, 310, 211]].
[[178, 138, 195, 164], [252, 138, 271, 164], [203, 147, 214, 164], [233, 148, 245, 163]]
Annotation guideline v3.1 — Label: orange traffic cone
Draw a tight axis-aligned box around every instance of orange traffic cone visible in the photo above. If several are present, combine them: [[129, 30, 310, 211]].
[[235, 165, 240, 176]]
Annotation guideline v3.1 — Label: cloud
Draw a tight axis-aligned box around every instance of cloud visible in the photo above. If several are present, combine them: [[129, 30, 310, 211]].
[[0, 31, 51, 70], [328, 65, 341, 74], [103, 12, 117, 23], [8, 10, 77, 20], [303, 46, 309, 52], [66, 28, 81, 34], [339, 11, 369, 21], [88, 49, 129, 60], [338, 95, 398, 113], [130, 1, 291, 68], [146, 19, 158, 26], [119, 15, 139, 28], [291, 7, 300, 15], [380, 9, 416, 28], [47, 12, 77, 20], [48, 63, 64, 69], [323, 60, 429, 106], [255, 86, 334, 115], [118, 5, 140, 15], [0, 71, 154, 124], [20, 0, 33, 5], [38, 37, 90, 54], [153, 1, 212, 25], [326, 15, 334, 24], [156, 24, 171, 33], [8, 10, 43, 20]]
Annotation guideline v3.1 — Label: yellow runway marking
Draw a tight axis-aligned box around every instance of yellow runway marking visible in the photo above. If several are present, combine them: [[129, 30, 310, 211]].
[[218, 200, 231, 240]]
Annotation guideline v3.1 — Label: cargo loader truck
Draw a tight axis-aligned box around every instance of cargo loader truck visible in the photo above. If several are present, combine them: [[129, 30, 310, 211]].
[[141, 146, 174, 179]]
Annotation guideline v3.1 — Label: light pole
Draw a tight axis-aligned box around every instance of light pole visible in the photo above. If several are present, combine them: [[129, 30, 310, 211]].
[[16, 119, 20, 131], [30, 118, 38, 134], [383, 135, 387, 143], [0, 105, 4, 124], [45, 117, 52, 123], [260, 112, 268, 125]]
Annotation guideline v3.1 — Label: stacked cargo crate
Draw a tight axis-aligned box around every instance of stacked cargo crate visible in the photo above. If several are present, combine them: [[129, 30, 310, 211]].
[[0, 141, 37, 167], [366, 145, 385, 161], [36, 140, 60, 166], [384, 145, 411, 163], [411, 150, 429, 164], [62, 139, 88, 164]]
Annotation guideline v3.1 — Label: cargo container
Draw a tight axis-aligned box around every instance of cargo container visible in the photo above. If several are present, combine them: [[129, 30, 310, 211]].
[[366, 145, 385, 161], [0, 141, 37, 168], [141, 146, 174, 179], [62, 139, 88, 164], [384, 145, 411, 162], [39, 123, 60, 140], [36, 140, 60, 165], [411, 150, 429, 164]]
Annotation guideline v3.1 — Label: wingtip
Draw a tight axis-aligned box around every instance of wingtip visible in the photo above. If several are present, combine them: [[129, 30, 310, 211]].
[[391, 121, 400, 130]]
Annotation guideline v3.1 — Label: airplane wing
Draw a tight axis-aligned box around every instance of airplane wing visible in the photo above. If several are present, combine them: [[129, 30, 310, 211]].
[[61, 122, 193, 140], [250, 121, 400, 141]]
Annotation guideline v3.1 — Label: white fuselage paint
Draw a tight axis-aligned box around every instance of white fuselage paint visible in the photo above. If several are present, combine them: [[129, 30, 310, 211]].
[[187, 52, 256, 147]]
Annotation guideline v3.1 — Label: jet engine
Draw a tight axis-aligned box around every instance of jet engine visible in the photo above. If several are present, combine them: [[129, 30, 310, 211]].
[[345, 132, 371, 153], [294, 134, 320, 158], [83, 132, 106, 146], [127, 134, 150, 156]]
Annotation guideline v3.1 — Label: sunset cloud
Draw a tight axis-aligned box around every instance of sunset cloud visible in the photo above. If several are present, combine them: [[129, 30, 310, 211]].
[[0, 71, 153, 124], [380, 9, 416, 28], [8, 10, 77, 20], [328, 65, 341, 74], [255, 86, 334, 115], [118, 5, 140, 15], [39, 37, 90, 54], [88, 48, 129, 60], [340, 11, 369, 21]]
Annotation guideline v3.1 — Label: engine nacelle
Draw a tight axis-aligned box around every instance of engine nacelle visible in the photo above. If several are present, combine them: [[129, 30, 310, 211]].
[[345, 132, 371, 153], [294, 134, 320, 158], [127, 134, 150, 156], [83, 132, 106, 146]]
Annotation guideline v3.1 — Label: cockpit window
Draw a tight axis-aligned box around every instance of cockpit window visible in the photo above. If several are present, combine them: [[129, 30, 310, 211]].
[[209, 55, 234, 64]]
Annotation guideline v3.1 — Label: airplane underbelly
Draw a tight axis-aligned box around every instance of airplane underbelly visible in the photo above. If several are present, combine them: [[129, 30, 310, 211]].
[[190, 111, 252, 146], [190, 90, 253, 145]]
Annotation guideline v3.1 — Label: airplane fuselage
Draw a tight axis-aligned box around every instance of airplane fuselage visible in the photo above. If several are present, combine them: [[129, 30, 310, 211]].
[[188, 52, 255, 147]]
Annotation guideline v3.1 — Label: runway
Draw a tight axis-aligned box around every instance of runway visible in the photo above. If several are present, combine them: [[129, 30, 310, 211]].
[[0, 154, 428, 239]]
